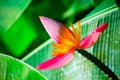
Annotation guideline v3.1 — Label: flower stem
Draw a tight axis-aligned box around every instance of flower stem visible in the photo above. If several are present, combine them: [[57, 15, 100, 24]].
[[77, 49, 119, 80]]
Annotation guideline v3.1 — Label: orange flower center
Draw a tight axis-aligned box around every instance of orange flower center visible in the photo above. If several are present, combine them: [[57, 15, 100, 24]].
[[52, 21, 81, 56]]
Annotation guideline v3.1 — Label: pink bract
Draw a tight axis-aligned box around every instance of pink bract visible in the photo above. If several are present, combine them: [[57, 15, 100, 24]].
[[79, 23, 108, 49], [37, 48, 74, 70]]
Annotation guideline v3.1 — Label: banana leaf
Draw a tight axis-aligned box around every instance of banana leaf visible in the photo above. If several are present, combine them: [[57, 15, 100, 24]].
[[22, 0, 120, 80], [0, 53, 47, 80], [0, 0, 31, 34]]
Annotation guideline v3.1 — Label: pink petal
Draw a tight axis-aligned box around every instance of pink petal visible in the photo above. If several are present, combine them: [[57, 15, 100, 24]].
[[96, 23, 108, 32], [39, 16, 73, 43], [79, 23, 108, 49], [37, 49, 74, 70]]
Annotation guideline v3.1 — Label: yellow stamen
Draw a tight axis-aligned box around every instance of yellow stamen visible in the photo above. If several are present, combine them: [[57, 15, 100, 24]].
[[70, 23, 77, 35], [70, 23, 78, 40], [70, 22, 81, 44], [52, 21, 82, 56], [77, 21, 81, 41], [52, 43, 72, 56]]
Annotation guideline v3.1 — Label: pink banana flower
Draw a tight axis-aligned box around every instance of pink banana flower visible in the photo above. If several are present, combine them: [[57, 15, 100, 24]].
[[37, 16, 108, 70]]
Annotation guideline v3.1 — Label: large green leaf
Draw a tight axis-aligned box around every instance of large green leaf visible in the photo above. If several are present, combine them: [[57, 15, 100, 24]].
[[0, 53, 47, 80], [22, 0, 120, 80], [0, 0, 31, 34]]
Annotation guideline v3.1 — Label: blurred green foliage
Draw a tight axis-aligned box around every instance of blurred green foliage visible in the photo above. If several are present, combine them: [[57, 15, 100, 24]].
[[1, 16, 37, 57], [0, 0, 103, 58], [0, 0, 31, 33]]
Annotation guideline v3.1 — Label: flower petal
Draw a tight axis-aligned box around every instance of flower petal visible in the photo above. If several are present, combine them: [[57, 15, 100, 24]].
[[96, 23, 108, 32], [79, 23, 108, 49], [39, 16, 73, 43], [37, 49, 74, 70]]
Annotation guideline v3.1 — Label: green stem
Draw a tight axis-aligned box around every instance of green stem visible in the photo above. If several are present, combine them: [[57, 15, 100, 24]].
[[77, 49, 119, 80]]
